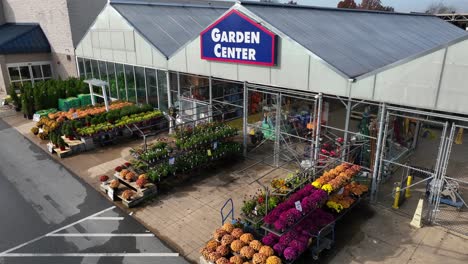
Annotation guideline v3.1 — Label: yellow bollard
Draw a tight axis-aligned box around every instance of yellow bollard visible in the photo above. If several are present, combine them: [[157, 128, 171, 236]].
[[405, 176, 412, 198], [393, 186, 401, 209]]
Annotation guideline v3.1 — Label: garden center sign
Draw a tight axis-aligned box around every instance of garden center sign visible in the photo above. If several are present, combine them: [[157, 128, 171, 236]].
[[200, 10, 277, 66]]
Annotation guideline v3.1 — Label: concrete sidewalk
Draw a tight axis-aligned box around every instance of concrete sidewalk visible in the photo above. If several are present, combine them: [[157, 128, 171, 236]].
[[2, 113, 467, 264]]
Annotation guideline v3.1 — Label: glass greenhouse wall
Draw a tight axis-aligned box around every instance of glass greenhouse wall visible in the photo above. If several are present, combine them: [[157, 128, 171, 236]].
[[77, 57, 169, 110]]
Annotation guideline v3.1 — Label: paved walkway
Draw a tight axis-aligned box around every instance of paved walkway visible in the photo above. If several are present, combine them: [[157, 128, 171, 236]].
[[0, 118, 188, 264], [2, 113, 467, 264]]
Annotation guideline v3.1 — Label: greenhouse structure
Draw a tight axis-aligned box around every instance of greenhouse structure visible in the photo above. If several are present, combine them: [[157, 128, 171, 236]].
[[75, 0, 468, 234]]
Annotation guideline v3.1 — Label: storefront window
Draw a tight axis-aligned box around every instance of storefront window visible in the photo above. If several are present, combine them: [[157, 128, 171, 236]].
[[115, 63, 126, 100], [32, 65, 42, 79], [125, 65, 136, 103], [91, 60, 99, 79], [157, 70, 168, 111], [42, 65, 52, 79], [135, 66, 147, 104], [8, 67, 20, 81], [107, 62, 118, 99], [146, 68, 158, 108], [19, 66, 31, 80], [77, 58, 85, 79], [7, 63, 52, 86]]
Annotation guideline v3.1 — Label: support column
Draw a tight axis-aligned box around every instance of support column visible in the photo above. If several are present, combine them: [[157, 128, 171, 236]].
[[371, 103, 386, 202], [274, 93, 282, 167], [166, 71, 173, 134], [314, 93, 323, 168], [342, 97, 352, 161], [177, 72, 181, 107], [209, 76, 213, 122], [430, 123, 455, 223], [310, 99, 317, 168], [428, 121, 449, 222], [242, 82, 248, 157]]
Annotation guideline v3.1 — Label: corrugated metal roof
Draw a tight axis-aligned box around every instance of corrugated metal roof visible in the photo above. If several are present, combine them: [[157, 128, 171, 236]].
[[243, 3, 468, 78], [111, 0, 232, 58], [0, 23, 51, 54]]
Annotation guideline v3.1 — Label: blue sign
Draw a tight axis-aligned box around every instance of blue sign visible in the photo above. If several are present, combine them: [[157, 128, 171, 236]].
[[200, 10, 277, 66]]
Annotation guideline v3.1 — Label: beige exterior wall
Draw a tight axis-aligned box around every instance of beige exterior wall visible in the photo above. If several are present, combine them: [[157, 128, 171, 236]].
[[1, 0, 106, 80], [0, 55, 8, 93]]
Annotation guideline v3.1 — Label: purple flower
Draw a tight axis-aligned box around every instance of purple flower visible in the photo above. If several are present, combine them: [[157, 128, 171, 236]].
[[277, 208, 302, 229], [274, 219, 286, 231], [279, 232, 295, 245], [283, 247, 299, 261], [289, 240, 307, 253], [262, 233, 279, 246], [273, 243, 286, 256]]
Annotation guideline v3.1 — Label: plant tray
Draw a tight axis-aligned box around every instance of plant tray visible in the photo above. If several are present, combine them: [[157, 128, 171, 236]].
[[53, 147, 72, 158], [99, 182, 122, 201], [117, 191, 145, 208], [61, 136, 86, 153], [198, 256, 213, 264], [113, 172, 157, 196]]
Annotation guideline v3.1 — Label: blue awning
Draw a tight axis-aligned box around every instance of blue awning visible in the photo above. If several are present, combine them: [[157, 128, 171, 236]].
[[0, 23, 51, 54]]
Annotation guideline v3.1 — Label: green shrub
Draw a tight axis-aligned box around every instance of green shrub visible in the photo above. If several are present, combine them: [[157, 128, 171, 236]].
[[8, 84, 21, 109]]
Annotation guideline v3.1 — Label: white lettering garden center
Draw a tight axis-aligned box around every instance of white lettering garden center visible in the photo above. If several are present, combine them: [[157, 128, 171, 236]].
[[211, 28, 260, 60]]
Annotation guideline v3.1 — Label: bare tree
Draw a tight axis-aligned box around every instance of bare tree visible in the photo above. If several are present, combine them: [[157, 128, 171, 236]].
[[425, 2, 457, 14]]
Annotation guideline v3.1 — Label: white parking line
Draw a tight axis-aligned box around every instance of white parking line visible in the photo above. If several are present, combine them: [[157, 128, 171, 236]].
[[47, 233, 155, 237], [88, 217, 124, 221], [1, 253, 179, 257], [0, 206, 116, 256]]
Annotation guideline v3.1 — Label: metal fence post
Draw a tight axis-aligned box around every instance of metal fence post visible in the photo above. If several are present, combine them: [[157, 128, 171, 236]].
[[274, 93, 282, 167], [314, 93, 323, 168], [371, 103, 386, 202], [243, 82, 248, 157], [209, 76, 213, 122], [342, 97, 352, 161]]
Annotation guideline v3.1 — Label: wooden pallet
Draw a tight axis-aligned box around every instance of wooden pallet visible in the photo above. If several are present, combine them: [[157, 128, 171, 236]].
[[113, 172, 157, 208], [53, 147, 72, 158]]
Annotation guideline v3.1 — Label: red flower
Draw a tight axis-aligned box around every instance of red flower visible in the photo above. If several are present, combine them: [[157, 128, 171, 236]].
[[99, 175, 109, 182], [114, 166, 122, 172], [257, 196, 265, 204], [124, 162, 131, 167]]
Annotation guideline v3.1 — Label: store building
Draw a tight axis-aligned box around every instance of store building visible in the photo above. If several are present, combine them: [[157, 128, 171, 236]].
[[76, 0, 468, 115], [0, 23, 52, 92], [76, 0, 468, 230], [0, 0, 107, 93]]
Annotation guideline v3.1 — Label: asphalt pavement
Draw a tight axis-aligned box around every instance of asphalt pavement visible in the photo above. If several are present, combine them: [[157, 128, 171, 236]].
[[0, 119, 188, 264]]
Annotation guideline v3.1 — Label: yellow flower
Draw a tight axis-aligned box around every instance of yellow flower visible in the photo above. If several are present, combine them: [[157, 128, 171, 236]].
[[326, 201, 343, 213], [312, 181, 322, 189], [322, 184, 334, 194]]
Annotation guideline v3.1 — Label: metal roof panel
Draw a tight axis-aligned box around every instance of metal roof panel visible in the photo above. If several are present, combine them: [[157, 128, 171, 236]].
[[111, 2, 231, 57], [245, 4, 468, 78]]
